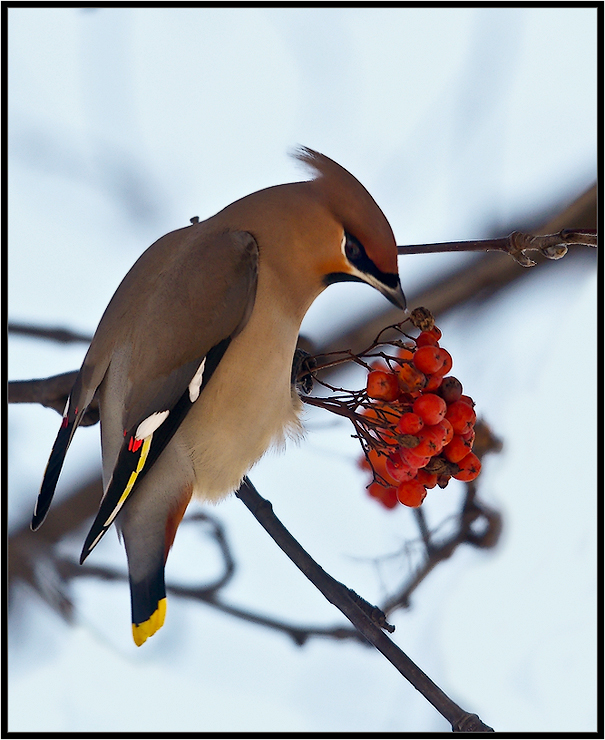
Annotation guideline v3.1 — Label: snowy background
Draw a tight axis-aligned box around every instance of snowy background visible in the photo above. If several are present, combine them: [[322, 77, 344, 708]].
[[7, 6, 597, 733]]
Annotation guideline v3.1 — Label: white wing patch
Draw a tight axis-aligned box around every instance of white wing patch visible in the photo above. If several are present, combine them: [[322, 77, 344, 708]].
[[188, 358, 206, 402], [135, 410, 170, 440]]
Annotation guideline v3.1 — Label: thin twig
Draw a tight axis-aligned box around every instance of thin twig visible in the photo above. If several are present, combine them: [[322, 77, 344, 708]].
[[60, 559, 365, 647], [398, 228, 597, 267]]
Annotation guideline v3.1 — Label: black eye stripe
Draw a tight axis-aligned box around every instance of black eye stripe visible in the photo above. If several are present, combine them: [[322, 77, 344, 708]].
[[333, 231, 400, 291]]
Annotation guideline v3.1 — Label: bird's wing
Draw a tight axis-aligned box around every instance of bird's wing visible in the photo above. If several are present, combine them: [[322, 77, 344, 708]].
[[33, 227, 258, 540]]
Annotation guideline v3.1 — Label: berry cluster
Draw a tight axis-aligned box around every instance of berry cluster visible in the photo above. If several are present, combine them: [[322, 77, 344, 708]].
[[357, 315, 481, 510]]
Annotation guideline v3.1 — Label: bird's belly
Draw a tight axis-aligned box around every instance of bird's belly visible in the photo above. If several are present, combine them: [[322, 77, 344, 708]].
[[178, 314, 303, 501]]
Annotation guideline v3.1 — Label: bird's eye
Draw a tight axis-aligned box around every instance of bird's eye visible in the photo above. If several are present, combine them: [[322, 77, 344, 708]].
[[344, 233, 364, 263]]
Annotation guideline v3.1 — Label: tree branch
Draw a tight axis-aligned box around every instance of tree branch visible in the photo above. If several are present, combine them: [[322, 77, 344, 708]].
[[8, 321, 92, 344], [8, 371, 99, 426], [235, 477, 494, 732], [397, 227, 596, 266]]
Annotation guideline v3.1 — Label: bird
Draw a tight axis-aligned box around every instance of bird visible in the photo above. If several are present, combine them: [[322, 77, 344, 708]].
[[32, 147, 406, 646]]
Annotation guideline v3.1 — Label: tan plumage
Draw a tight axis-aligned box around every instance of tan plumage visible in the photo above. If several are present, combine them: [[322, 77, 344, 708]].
[[33, 147, 405, 645]]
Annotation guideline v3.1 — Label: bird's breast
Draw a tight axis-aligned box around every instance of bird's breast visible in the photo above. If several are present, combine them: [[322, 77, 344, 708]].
[[178, 294, 303, 501]]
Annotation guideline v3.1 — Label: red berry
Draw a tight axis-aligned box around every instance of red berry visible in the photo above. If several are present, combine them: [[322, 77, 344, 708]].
[[443, 434, 473, 463], [424, 373, 443, 392], [413, 425, 445, 457], [436, 349, 453, 376], [439, 376, 463, 404], [413, 346, 453, 376], [368, 483, 399, 509], [459, 395, 475, 407], [358, 455, 371, 471], [417, 326, 442, 344], [453, 452, 482, 482], [386, 453, 417, 482], [430, 326, 442, 340], [416, 331, 439, 347], [397, 446, 431, 470], [397, 412, 424, 435], [445, 400, 476, 434], [396, 479, 427, 507], [367, 482, 384, 499], [413, 393, 447, 425], [380, 487, 399, 509], [461, 427, 476, 445], [432, 418, 454, 447], [416, 468, 438, 489], [366, 370, 400, 401]]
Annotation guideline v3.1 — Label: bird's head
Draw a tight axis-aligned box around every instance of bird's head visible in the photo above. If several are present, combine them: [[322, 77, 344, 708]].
[[295, 147, 406, 311]]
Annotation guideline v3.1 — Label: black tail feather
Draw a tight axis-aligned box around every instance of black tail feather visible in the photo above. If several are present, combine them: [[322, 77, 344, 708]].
[[31, 419, 76, 530]]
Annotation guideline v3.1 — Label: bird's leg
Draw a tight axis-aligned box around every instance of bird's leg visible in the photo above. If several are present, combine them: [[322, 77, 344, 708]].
[[291, 348, 317, 396]]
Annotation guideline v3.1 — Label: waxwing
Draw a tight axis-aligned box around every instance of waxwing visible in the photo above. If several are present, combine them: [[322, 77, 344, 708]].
[[32, 147, 406, 645]]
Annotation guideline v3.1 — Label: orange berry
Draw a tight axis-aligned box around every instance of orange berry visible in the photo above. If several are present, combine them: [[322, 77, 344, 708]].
[[397, 446, 431, 470], [445, 400, 476, 434], [432, 418, 454, 447], [368, 482, 384, 499], [364, 449, 395, 484], [366, 370, 400, 401], [453, 452, 482, 482], [459, 395, 475, 407], [368, 483, 399, 509], [397, 346, 415, 361], [430, 326, 442, 340], [380, 487, 399, 509], [397, 363, 427, 393], [443, 434, 473, 463], [361, 403, 399, 447], [361, 402, 399, 426], [413, 393, 447, 425], [396, 412, 424, 435], [424, 373, 443, 392], [413, 425, 445, 457], [358, 455, 371, 471], [386, 453, 417, 482], [461, 427, 476, 445], [439, 350, 453, 376], [413, 346, 453, 376], [416, 326, 442, 344], [416, 331, 439, 347], [416, 468, 438, 489], [396, 479, 427, 507]]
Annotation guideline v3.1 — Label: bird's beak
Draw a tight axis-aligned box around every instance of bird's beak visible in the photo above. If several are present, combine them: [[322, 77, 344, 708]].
[[379, 278, 407, 311]]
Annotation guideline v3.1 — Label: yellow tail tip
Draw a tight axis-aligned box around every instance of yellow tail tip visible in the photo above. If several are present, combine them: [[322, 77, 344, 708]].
[[132, 598, 167, 646]]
